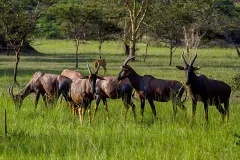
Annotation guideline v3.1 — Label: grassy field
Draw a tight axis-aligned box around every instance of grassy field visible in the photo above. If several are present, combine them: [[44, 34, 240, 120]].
[[0, 39, 240, 159]]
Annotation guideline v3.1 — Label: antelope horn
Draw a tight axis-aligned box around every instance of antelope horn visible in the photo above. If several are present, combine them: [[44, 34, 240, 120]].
[[123, 56, 136, 66], [87, 62, 92, 74], [8, 84, 15, 100], [189, 52, 198, 66], [181, 52, 188, 66], [95, 62, 100, 74]]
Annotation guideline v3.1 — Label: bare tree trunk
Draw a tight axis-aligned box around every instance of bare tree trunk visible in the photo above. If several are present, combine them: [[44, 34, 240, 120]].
[[124, 42, 130, 55], [123, 17, 129, 55], [124, 0, 147, 61], [4, 109, 7, 137], [169, 47, 173, 66], [98, 41, 102, 59], [129, 40, 136, 61], [234, 45, 240, 57], [169, 41, 173, 66], [13, 47, 21, 84], [144, 42, 149, 62], [75, 39, 79, 68], [224, 34, 240, 57]]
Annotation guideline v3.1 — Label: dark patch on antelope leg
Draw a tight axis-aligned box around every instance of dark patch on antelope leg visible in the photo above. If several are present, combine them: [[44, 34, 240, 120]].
[[148, 98, 157, 122]]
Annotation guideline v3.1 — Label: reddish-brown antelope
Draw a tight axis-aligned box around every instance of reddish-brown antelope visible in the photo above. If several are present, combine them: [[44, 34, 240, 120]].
[[8, 71, 72, 110], [117, 56, 186, 122], [176, 53, 231, 124], [94, 58, 107, 75], [61, 69, 82, 79], [93, 76, 136, 121], [69, 63, 104, 124], [60, 69, 82, 112], [61, 70, 136, 121]]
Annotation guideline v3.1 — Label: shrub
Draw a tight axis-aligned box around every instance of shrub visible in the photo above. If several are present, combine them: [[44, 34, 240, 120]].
[[231, 73, 240, 91]]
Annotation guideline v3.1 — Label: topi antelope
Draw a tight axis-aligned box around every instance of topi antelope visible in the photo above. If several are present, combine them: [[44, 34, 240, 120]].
[[69, 62, 104, 125], [117, 56, 186, 122], [60, 69, 82, 112], [93, 76, 136, 121], [94, 58, 107, 75], [176, 53, 231, 124], [61, 70, 136, 121], [61, 69, 82, 79], [8, 71, 72, 110]]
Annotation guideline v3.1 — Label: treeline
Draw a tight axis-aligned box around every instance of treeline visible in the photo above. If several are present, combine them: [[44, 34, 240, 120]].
[[0, 0, 240, 82]]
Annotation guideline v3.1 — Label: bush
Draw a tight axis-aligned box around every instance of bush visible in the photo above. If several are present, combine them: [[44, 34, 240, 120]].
[[231, 73, 240, 91]]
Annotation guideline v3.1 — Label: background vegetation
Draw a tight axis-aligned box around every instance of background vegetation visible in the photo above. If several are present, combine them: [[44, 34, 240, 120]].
[[0, 40, 240, 159], [0, 0, 240, 159], [1, 0, 240, 83]]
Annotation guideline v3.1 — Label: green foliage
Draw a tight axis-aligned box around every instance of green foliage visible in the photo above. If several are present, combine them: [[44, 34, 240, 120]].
[[35, 12, 65, 39], [50, 3, 95, 39], [0, 0, 57, 47], [148, 2, 185, 44], [231, 73, 240, 91]]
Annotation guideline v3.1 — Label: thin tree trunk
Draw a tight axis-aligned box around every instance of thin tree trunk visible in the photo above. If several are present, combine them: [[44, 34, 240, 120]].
[[124, 42, 130, 55], [98, 41, 102, 59], [169, 47, 173, 66], [224, 34, 240, 57], [169, 41, 173, 66], [13, 40, 23, 84], [4, 109, 7, 137], [129, 40, 136, 61], [123, 17, 128, 55], [13, 48, 21, 84], [144, 42, 149, 62], [234, 45, 240, 57], [75, 39, 79, 68]]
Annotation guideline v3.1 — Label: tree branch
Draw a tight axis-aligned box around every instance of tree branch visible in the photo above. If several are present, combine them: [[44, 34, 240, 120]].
[[135, 4, 147, 34]]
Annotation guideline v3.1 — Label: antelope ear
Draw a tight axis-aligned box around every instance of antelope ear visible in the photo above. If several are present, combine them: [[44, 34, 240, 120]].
[[194, 66, 202, 70], [97, 76, 105, 80], [176, 66, 184, 70]]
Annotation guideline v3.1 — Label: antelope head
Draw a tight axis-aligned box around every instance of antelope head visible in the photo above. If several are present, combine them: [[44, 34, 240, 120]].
[[117, 56, 136, 81], [84, 62, 104, 94], [8, 84, 23, 111], [176, 52, 201, 85]]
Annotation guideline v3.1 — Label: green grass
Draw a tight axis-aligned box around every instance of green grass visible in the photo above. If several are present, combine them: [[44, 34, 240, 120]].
[[0, 39, 240, 159]]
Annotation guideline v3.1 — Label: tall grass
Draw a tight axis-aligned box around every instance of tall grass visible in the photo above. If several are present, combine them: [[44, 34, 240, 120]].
[[0, 40, 239, 159]]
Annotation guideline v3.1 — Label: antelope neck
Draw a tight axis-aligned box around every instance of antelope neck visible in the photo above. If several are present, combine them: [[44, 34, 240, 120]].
[[128, 70, 142, 91], [187, 72, 199, 94], [19, 84, 33, 100]]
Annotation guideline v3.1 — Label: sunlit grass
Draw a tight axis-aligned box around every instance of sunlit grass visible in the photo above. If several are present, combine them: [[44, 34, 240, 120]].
[[0, 40, 239, 159]]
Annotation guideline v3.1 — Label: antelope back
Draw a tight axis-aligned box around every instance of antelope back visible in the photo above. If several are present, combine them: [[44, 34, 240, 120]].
[[61, 69, 82, 79]]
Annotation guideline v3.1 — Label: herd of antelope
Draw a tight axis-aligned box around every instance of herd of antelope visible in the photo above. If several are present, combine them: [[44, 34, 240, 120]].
[[8, 53, 231, 125]]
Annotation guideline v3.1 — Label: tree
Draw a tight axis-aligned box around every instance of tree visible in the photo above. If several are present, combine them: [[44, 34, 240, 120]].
[[149, 2, 185, 65], [0, 0, 56, 83], [53, 2, 100, 68], [213, 1, 240, 56], [178, 0, 236, 57], [95, 20, 122, 59], [124, 0, 148, 61], [89, 1, 122, 59], [35, 11, 64, 39]]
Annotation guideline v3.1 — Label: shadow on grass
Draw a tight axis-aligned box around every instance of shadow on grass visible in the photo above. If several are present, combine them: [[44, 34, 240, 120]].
[[2, 51, 240, 78], [3, 52, 125, 64], [233, 132, 240, 145], [0, 68, 63, 77]]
